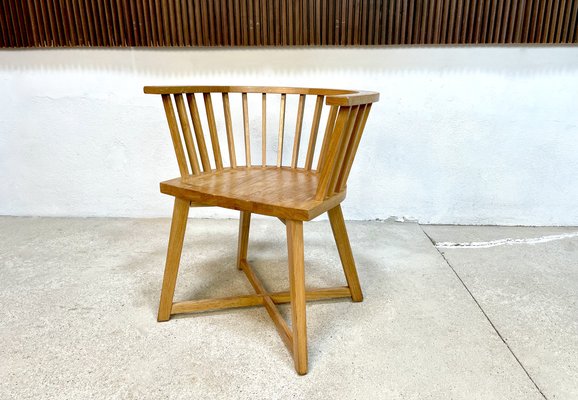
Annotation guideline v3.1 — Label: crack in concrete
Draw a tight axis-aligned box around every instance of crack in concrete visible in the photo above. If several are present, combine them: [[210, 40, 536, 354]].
[[420, 225, 549, 400], [434, 231, 578, 249]]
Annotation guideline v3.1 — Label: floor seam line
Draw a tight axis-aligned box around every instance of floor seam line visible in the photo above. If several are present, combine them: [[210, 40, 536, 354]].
[[419, 225, 548, 400]]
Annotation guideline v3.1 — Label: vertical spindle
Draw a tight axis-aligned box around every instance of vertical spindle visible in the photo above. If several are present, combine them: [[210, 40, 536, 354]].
[[222, 92, 237, 168], [304, 95, 324, 171], [186, 93, 212, 172], [277, 93, 286, 167], [174, 94, 201, 174], [316, 105, 338, 171], [291, 94, 306, 168], [242, 92, 251, 166], [262, 93, 267, 166], [203, 93, 223, 170], [336, 104, 372, 192], [161, 94, 190, 176]]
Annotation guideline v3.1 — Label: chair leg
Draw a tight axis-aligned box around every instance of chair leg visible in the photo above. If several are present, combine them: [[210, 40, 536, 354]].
[[236, 211, 251, 270], [158, 197, 190, 322], [328, 205, 364, 302], [286, 220, 308, 375]]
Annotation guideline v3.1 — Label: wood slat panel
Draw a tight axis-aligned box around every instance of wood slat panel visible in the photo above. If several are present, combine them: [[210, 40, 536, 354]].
[[336, 104, 372, 192], [161, 94, 190, 176], [186, 93, 212, 172], [315, 106, 351, 200], [174, 94, 201, 174], [327, 105, 361, 195], [2, 0, 576, 47]]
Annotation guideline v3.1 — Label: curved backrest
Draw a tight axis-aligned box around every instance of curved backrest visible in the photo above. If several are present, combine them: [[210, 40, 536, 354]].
[[144, 86, 379, 200]]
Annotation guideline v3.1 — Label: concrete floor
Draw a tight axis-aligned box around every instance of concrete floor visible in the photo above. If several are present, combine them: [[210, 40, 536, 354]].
[[0, 217, 576, 399]]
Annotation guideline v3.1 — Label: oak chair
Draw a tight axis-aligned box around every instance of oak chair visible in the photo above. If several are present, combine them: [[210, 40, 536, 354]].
[[144, 85, 379, 375]]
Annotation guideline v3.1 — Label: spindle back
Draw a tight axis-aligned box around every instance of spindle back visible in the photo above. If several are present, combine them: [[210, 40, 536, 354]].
[[144, 86, 379, 200]]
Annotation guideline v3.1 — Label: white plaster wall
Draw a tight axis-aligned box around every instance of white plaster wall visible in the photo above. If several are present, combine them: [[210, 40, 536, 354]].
[[0, 47, 577, 225]]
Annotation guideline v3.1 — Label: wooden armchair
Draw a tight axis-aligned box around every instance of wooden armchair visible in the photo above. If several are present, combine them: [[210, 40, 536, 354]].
[[144, 85, 379, 374]]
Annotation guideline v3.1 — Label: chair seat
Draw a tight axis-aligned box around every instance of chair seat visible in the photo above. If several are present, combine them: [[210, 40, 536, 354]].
[[160, 166, 346, 221]]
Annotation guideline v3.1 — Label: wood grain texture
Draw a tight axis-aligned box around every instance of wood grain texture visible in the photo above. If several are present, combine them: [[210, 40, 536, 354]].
[[159, 166, 345, 221], [3, 0, 576, 47]]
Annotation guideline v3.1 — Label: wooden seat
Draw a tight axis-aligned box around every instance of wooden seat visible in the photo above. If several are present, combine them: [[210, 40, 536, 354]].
[[145, 85, 379, 375], [160, 167, 345, 221]]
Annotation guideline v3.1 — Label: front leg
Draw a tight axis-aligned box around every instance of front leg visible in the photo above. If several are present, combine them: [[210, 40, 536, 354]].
[[158, 197, 190, 322]]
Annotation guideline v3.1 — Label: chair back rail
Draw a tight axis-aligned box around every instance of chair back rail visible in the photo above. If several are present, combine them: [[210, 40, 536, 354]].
[[145, 86, 379, 200]]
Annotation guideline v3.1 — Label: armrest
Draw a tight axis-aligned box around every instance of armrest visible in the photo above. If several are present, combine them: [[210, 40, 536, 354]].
[[325, 91, 380, 106]]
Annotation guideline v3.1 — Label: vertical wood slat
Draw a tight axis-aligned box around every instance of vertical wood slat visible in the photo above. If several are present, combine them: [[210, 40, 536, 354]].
[[277, 93, 286, 168], [181, 0, 190, 45], [174, 94, 201, 174], [161, 94, 190, 176], [315, 106, 352, 200], [222, 93, 237, 168], [335, 104, 372, 192], [3, 0, 576, 48], [186, 93, 212, 172], [316, 105, 338, 172], [556, 0, 569, 43], [153, 0, 162, 45], [262, 93, 267, 166], [327, 105, 360, 195], [304, 95, 324, 171], [569, 1, 578, 43], [242, 92, 251, 166], [291, 94, 306, 169], [203, 93, 223, 170], [2, 1, 14, 47], [1, 2, 12, 46]]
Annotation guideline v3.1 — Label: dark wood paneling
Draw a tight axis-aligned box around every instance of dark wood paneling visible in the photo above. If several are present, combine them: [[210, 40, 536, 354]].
[[1, 0, 576, 47]]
